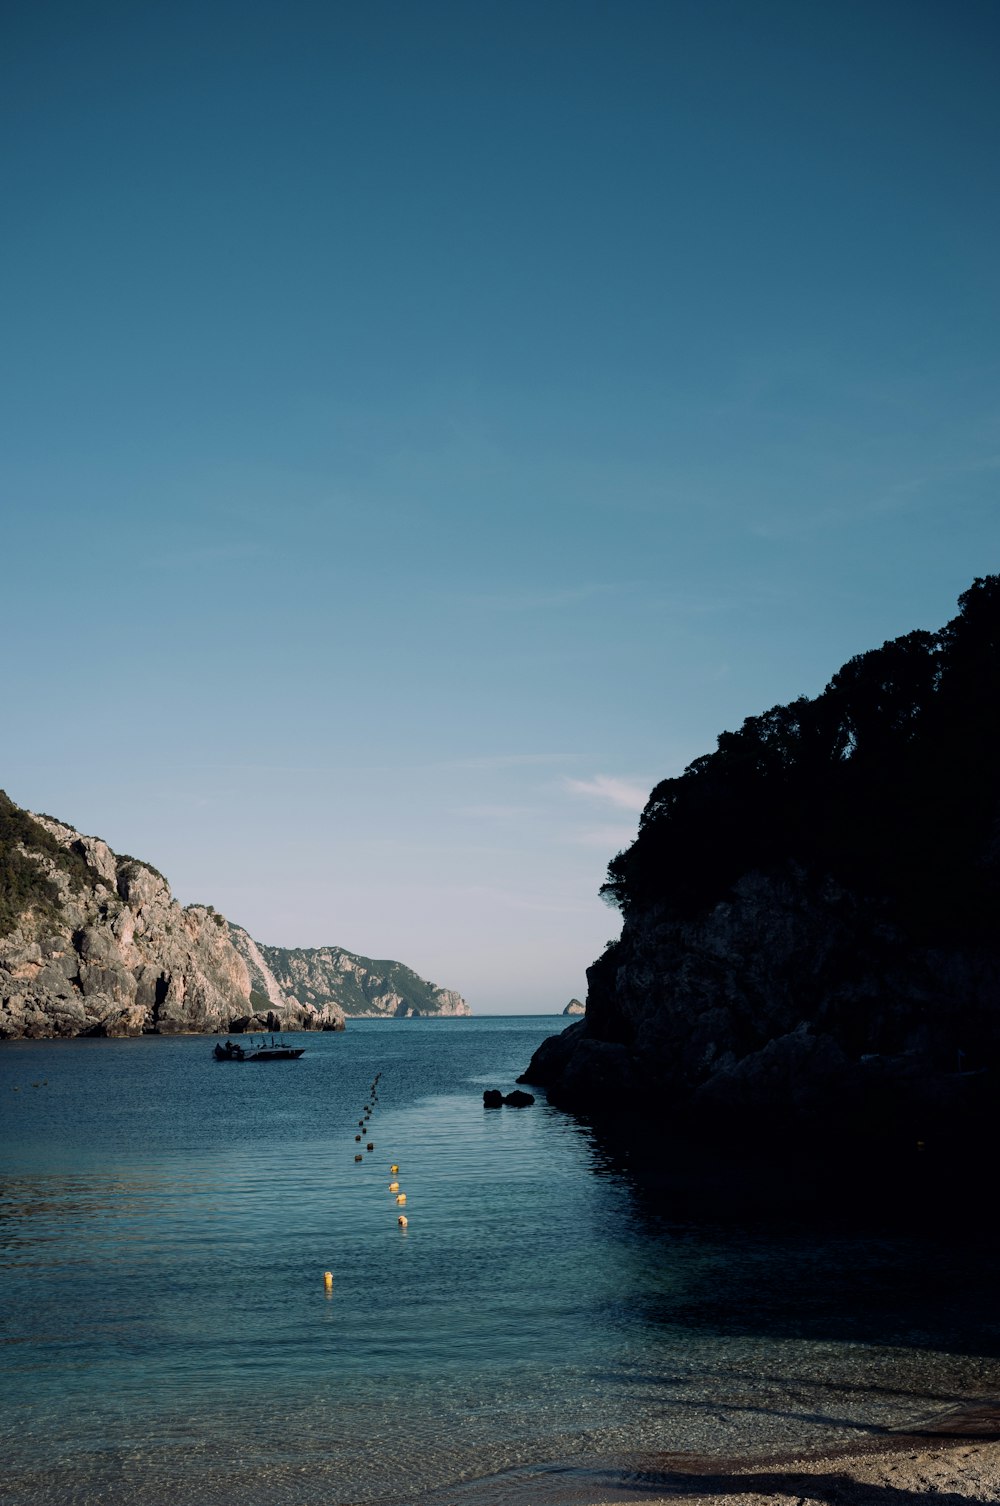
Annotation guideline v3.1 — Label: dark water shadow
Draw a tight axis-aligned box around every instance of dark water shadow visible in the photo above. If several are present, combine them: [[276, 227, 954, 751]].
[[555, 1112, 1000, 1360]]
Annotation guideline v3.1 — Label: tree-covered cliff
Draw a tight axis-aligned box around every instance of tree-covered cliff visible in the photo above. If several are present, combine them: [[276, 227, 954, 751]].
[[522, 578, 1000, 1141], [603, 576, 999, 941]]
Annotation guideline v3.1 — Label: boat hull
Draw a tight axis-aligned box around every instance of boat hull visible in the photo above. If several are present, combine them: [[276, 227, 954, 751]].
[[213, 1042, 305, 1062]]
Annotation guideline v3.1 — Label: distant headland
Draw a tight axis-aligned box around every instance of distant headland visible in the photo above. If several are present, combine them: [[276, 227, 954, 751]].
[[522, 576, 1000, 1147], [0, 794, 469, 1039]]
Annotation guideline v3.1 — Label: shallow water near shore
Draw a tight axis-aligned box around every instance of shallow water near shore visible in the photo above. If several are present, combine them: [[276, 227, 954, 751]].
[[3, 1015, 1000, 1506]]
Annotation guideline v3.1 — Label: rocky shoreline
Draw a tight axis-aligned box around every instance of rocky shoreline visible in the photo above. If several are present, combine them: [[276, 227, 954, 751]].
[[0, 794, 467, 1039], [519, 870, 1000, 1145], [522, 581, 1000, 1146]]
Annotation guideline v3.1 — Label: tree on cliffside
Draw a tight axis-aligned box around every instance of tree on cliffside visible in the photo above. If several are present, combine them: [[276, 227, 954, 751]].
[[600, 576, 1000, 945]]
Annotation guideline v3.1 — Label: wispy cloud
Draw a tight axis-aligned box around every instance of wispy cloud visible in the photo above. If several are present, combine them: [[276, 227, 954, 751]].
[[565, 775, 649, 812]]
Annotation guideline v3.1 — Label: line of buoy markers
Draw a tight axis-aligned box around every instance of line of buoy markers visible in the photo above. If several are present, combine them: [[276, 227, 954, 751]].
[[328, 1069, 407, 1290]]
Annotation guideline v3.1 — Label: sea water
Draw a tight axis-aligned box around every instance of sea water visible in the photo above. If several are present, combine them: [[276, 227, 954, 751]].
[[2, 1015, 1000, 1506]]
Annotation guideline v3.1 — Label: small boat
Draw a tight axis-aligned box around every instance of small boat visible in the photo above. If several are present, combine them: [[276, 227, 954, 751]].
[[213, 1036, 305, 1062]]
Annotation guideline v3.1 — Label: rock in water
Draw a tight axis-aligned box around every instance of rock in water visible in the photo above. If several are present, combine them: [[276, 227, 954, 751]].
[[562, 998, 585, 1016]]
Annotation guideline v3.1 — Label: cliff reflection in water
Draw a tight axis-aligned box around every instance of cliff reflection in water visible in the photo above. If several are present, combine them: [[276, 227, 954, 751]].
[[573, 1109, 1000, 1362]]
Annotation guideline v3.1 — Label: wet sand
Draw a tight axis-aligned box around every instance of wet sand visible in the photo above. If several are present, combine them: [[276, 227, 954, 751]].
[[416, 1407, 1000, 1506]]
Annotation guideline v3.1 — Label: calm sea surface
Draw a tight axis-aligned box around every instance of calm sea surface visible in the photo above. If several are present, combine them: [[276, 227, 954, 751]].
[[3, 1015, 1000, 1506]]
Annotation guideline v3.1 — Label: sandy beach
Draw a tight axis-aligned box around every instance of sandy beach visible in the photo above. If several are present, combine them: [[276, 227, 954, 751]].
[[420, 1409, 1000, 1506]]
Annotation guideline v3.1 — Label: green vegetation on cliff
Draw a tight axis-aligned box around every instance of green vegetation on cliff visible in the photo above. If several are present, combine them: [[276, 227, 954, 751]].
[[258, 942, 463, 1016], [601, 576, 1000, 945], [0, 793, 105, 937]]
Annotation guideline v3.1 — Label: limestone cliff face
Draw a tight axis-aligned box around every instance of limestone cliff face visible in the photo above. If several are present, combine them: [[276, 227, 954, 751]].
[[0, 795, 450, 1038], [228, 927, 345, 1031], [521, 865, 1000, 1134], [243, 938, 470, 1018], [0, 811, 258, 1039]]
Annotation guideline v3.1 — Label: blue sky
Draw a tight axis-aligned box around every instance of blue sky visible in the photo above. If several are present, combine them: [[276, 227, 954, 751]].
[[3, 0, 999, 1011]]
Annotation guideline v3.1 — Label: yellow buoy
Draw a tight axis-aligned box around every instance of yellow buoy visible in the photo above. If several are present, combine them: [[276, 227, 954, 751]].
[[398, 1214, 408, 1227], [323, 1271, 333, 1291], [389, 1164, 399, 1174], [354, 1153, 363, 1162], [367, 1142, 374, 1151], [388, 1181, 399, 1192], [395, 1192, 406, 1204], [355, 1134, 361, 1142]]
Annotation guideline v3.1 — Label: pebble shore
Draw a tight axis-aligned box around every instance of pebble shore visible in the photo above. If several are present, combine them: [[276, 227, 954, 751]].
[[423, 1409, 1000, 1506]]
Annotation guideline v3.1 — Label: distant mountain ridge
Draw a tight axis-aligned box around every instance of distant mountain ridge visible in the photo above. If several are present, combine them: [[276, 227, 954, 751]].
[[0, 792, 466, 1038], [233, 931, 470, 1018]]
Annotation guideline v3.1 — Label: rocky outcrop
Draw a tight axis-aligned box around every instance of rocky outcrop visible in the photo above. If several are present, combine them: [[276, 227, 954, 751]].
[[522, 578, 1000, 1140], [241, 937, 470, 1018], [0, 807, 262, 1039], [521, 864, 1000, 1134], [483, 1087, 535, 1107], [0, 794, 464, 1039], [562, 998, 585, 1015], [0, 798, 345, 1039]]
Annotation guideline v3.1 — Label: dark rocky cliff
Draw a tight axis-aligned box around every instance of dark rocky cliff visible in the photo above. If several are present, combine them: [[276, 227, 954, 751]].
[[521, 578, 1000, 1143]]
